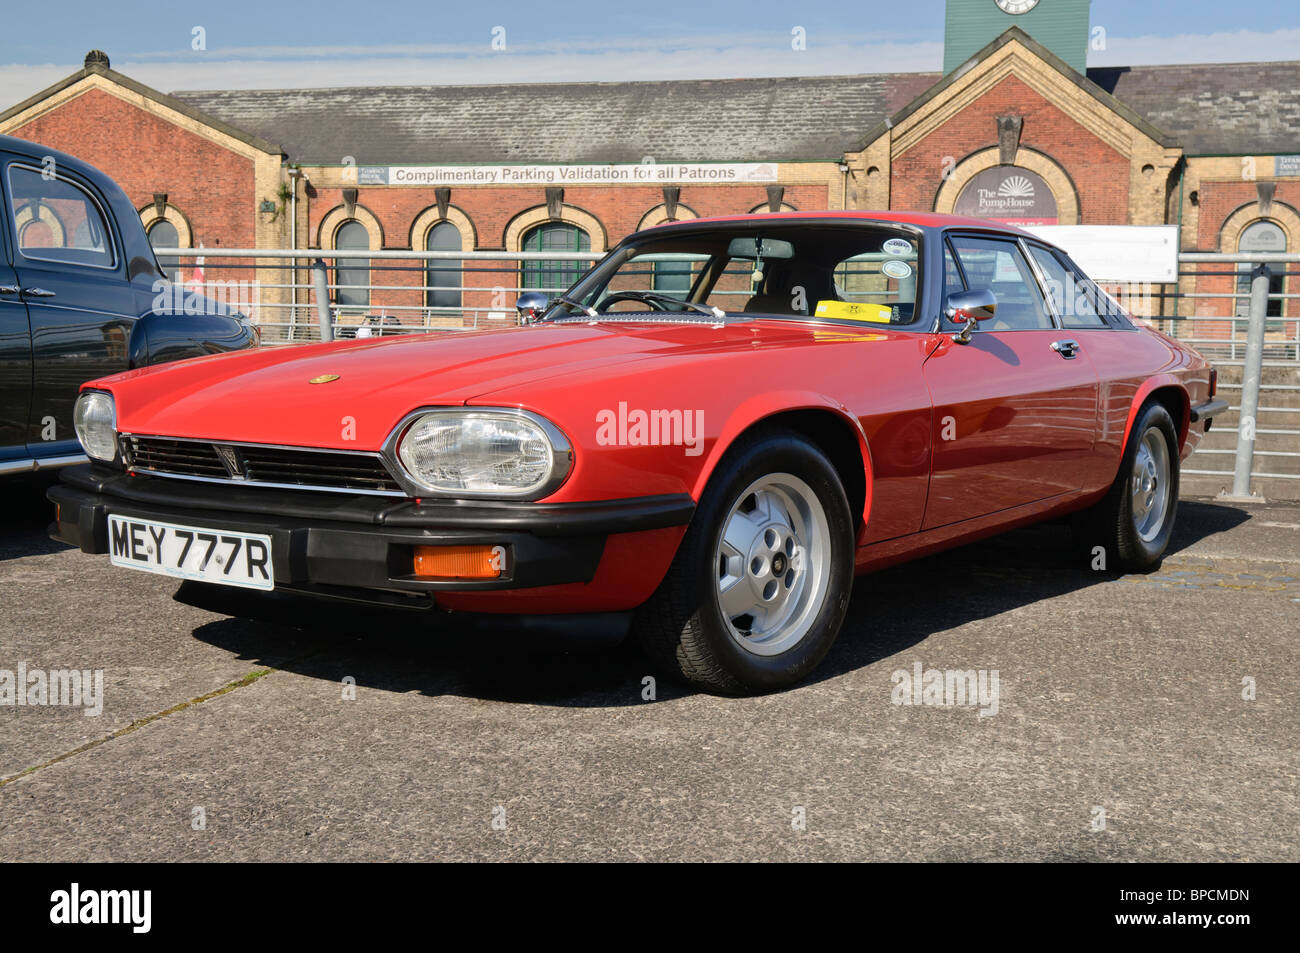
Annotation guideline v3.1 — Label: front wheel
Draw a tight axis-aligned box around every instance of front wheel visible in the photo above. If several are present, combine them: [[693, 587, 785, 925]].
[[1073, 400, 1180, 572], [633, 429, 855, 694]]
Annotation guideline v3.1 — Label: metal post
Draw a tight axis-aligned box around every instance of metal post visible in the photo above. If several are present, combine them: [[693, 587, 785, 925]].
[[311, 257, 333, 343], [1230, 264, 1270, 498]]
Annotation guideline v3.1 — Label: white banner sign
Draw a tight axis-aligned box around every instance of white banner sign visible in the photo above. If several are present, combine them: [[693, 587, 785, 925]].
[[350, 162, 780, 186], [1025, 225, 1180, 283]]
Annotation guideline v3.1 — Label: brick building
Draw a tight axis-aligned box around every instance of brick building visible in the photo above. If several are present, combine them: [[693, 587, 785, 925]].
[[0, 0, 1297, 329]]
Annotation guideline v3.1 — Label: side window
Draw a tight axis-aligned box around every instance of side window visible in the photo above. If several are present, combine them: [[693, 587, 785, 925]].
[[943, 245, 965, 299], [949, 236, 1051, 331], [1028, 245, 1107, 329], [7, 164, 114, 268]]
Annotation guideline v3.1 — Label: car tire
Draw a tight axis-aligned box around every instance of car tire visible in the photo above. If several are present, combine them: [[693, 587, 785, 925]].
[[1073, 400, 1180, 572], [632, 428, 855, 694]]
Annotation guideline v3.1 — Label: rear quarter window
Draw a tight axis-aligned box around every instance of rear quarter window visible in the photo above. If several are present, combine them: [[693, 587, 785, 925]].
[[7, 164, 116, 269]]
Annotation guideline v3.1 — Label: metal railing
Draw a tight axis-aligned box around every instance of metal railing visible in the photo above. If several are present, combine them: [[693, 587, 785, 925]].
[[150, 247, 603, 343], [152, 247, 1300, 499], [1127, 253, 1300, 498]]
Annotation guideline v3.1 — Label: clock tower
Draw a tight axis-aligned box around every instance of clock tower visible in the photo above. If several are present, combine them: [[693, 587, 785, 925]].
[[943, 0, 1091, 75]]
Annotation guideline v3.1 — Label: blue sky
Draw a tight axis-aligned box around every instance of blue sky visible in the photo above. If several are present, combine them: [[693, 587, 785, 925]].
[[2, 0, 1298, 105]]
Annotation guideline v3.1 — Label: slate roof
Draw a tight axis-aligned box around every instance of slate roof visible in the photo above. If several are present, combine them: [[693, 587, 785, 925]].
[[169, 73, 940, 165], [1088, 62, 1300, 155], [169, 58, 1300, 165]]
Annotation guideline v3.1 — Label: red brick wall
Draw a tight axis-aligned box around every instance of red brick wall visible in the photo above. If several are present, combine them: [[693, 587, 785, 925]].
[[890, 75, 1130, 224], [9, 87, 257, 287]]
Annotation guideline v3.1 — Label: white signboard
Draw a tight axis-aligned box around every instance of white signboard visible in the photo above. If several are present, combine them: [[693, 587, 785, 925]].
[[350, 163, 780, 186], [1024, 225, 1179, 283]]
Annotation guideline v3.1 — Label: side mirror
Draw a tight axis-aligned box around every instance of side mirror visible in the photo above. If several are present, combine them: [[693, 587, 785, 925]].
[[515, 291, 550, 323], [945, 288, 997, 343]]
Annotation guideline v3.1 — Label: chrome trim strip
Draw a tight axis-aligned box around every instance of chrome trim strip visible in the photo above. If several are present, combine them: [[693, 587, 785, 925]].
[[0, 453, 89, 475], [120, 433, 405, 497], [119, 467, 406, 497], [120, 432, 391, 457]]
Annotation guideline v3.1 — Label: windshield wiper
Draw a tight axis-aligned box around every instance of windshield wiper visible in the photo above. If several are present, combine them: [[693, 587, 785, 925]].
[[602, 290, 727, 320], [546, 295, 598, 319]]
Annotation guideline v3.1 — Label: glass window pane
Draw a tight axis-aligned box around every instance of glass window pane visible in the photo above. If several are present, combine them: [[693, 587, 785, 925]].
[[425, 221, 461, 310], [8, 164, 114, 268], [1027, 245, 1107, 328], [521, 223, 590, 292], [148, 220, 181, 284], [1236, 221, 1286, 319], [950, 236, 1051, 331], [334, 220, 370, 308], [944, 246, 965, 299]]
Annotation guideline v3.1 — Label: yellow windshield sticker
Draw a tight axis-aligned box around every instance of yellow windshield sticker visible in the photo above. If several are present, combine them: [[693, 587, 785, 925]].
[[814, 300, 892, 323]]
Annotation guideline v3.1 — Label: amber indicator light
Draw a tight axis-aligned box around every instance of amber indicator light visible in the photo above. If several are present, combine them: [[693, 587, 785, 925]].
[[412, 544, 504, 579]]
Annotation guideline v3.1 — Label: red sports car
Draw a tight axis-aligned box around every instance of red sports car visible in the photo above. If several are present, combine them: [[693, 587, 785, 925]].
[[49, 212, 1226, 693]]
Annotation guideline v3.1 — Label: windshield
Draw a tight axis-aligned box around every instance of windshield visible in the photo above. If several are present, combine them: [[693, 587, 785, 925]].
[[543, 223, 923, 326]]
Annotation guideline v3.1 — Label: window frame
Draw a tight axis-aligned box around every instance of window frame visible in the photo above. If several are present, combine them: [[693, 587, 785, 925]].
[[1021, 239, 1115, 331], [942, 230, 1056, 332], [5, 161, 119, 272], [520, 222, 592, 293], [550, 220, 931, 330]]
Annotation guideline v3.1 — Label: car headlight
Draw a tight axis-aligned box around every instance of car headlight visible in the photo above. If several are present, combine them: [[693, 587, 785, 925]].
[[73, 391, 118, 463], [391, 409, 572, 499]]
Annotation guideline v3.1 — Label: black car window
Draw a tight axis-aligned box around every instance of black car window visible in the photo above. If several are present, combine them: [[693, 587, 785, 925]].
[[1028, 245, 1108, 329], [7, 164, 115, 269], [948, 235, 1052, 331]]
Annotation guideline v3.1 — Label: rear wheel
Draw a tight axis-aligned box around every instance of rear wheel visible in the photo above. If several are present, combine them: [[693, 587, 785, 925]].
[[1073, 400, 1179, 571], [633, 429, 855, 694]]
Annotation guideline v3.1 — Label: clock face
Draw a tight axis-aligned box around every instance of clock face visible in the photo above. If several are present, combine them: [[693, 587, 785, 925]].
[[996, 0, 1040, 13]]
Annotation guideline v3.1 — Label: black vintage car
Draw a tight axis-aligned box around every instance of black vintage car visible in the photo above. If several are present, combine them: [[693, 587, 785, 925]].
[[0, 134, 256, 476]]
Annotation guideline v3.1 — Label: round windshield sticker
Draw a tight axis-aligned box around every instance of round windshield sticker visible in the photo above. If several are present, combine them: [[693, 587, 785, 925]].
[[882, 259, 912, 279], [882, 238, 913, 256]]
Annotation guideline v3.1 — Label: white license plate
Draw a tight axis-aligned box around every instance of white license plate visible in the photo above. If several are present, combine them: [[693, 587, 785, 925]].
[[108, 515, 274, 590]]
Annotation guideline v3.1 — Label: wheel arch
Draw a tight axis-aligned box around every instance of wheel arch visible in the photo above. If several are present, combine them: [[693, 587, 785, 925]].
[[1122, 377, 1190, 456], [691, 395, 871, 538]]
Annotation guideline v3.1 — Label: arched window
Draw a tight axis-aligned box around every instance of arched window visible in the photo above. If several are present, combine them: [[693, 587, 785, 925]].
[[148, 219, 181, 284], [521, 223, 590, 293], [425, 221, 462, 311], [334, 220, 370, 308], [1236, 220, 1286, 318]]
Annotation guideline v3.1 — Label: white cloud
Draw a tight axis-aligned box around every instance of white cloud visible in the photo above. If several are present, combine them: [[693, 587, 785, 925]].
[[0, 26, 1295, 111], [1088, 26, 1300, 66], [0, 35, 942, 106]]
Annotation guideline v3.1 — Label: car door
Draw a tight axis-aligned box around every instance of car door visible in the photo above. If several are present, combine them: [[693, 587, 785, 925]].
[[0, 210, 33, 468], [1, 154, 136, 461], [921, 233, 1099, 530]]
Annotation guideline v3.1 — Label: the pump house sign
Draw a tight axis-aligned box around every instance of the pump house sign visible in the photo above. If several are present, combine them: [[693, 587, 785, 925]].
[[954, 166, 1058, 225]]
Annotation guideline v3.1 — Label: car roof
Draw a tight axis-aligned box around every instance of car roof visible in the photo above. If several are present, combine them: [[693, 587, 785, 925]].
[[647, 210, 1036, 238]]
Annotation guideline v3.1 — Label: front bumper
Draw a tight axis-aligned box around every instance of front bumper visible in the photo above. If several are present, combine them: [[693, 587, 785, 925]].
[[49, 465, 693, 601]]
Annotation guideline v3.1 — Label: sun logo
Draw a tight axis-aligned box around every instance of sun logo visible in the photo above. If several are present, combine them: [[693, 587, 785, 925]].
[[998, 175, 1035, 198]]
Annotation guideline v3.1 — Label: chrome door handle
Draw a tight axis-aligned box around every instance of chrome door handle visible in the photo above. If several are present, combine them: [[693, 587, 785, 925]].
[[1050, 339, 1080, 359], [22, 287, 56, 297], [0, 285, 18, 294]]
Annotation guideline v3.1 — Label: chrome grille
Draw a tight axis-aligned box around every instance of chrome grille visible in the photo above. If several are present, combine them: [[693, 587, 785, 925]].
[[123, 436, 228, 478], [121, 435, 404, 495]]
